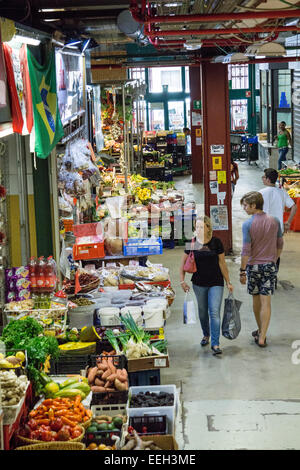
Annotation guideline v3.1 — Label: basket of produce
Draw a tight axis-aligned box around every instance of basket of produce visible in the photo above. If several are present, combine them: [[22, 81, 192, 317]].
[[18, 395, 92, 444], [17, 424, 85, 445], [16, 441, 86, 450]]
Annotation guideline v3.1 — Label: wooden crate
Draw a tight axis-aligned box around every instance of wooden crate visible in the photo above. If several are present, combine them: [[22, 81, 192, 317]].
[[128, 353, 169, 373]]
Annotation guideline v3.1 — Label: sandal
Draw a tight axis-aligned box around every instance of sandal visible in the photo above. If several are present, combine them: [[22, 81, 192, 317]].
[[255, 335, 267, 348], [211, 346, 222, 355], [252, 329, 259, 338], [201, 337, 209, 347]]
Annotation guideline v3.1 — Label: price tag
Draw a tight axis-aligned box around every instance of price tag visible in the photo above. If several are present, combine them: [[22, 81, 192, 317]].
[[154, 358, 167, 368]]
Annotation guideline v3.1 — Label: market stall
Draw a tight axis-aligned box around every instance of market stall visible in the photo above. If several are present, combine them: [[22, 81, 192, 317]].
[[279, 167, 300, 232]]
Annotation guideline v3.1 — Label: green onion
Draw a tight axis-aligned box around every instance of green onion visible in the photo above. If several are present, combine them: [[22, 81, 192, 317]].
[[104, 329, 121, 355]]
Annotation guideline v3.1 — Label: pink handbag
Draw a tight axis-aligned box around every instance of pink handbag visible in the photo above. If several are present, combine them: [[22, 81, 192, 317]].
[[183, 239, 197, 273]]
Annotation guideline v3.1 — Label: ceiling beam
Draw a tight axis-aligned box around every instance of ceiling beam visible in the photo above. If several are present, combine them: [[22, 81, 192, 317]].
[[38, 9, 124, 19], [32, 0, 130, 7]]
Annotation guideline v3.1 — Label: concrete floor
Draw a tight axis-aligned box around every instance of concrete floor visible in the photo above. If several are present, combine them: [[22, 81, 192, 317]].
[[153, 161, 300, 450]]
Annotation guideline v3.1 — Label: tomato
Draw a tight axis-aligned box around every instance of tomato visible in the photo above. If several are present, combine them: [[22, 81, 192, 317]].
[[71, 429, 82, 439], [50, 418, 63, 432], [28, 419, 38, 430], [56, 427, 71, 441], [30, 430, 42, 440], [41, 430, 52, 442]]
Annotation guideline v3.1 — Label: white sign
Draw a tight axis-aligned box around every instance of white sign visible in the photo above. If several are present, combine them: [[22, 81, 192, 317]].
[[209, 181, 218, 194], [210, 144, 225, 155], [210, 205, 228, 231], [196, 137, 202, 146], [192, 112, 202, 126], [217, 191, 226, 205]]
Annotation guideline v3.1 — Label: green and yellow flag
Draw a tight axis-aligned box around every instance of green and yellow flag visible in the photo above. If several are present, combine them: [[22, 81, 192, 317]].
[[27, 49, 64, 159]]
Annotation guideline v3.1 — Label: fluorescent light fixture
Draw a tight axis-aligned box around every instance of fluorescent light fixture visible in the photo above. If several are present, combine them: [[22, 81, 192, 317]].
[[13, 34, 41, 46], [284, 18, 299, 27], [184, 40, 202, 51], [245, 42, 286, 57], [222, 53, 249, 63], [211, 55, 226, 63], [82, 38, 91, 53], [65, 40, 81, 47]]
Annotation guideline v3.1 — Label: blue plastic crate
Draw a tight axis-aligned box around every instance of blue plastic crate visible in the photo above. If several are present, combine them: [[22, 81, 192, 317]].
[[247, 136, 258, 144], [123, 238, 163, 256]]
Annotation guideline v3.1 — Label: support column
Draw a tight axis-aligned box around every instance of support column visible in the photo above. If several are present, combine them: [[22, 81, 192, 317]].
[[189, 67, 203, 183], [201, 62, 232, 253]]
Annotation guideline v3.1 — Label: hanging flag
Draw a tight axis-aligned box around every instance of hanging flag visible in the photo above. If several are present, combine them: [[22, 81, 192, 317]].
[[19, 44, 33, 134], [27, 49, 64, 159], [3, 43, 23, 134]]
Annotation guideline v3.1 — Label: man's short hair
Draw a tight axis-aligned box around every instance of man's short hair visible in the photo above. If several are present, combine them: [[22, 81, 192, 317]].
[[240, 191, 264, 210], [280, 121, 286, 125], [264, 168, 278, 184]]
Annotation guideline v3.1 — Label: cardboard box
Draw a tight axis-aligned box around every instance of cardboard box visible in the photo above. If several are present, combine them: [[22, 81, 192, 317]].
[[128, 353, 169, 373], [141, 434, 178, 450]]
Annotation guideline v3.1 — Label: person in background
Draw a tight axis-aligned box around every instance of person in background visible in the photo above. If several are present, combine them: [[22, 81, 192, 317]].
[[259, 168, 297, 286], [240, 191, 283, 348], [180, 216, 233, 356], [183, 127, 191, 155], [231, 157, 239, 194], [273, 121, 292, 170]]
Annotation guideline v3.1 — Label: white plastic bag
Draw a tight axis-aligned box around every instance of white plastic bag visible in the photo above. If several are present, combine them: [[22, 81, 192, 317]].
[[183, 292, 197, 324]]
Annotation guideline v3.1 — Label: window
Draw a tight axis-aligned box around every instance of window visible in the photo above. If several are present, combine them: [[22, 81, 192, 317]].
[[149, 102, 165, 130], [185, 67, 190, 92], [168, 101, 184, 130], [148, 67, 182, 93], [230, 99, 248, 131], [129, 67, 146, 82], [228, 64, 249, 89]]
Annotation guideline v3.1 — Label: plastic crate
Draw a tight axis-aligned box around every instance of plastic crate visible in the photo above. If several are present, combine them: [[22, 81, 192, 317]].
[[73, 241, 105, 261], [123, 238, 163, 256], [91, 403, 127, 417], [128, 385, 177, 435], [129, 415, 166, 435], [84, 422, 122, 447], [49, 355, 90, 375], [129, 369, 161, 387]]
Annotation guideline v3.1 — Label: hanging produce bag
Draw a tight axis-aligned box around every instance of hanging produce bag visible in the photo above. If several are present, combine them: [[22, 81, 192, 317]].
[[183, 292, 197, 325], [221, 293, 242, 340]]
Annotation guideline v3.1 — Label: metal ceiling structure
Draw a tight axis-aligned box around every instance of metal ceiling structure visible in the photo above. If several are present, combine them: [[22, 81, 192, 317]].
[[1, 0, 300, 65]]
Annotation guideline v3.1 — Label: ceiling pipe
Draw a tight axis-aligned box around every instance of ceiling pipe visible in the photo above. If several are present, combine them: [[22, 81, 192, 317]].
[[146, 25, 300, 38], [143, 9, 300, 25], [91, 56, 300, 69]]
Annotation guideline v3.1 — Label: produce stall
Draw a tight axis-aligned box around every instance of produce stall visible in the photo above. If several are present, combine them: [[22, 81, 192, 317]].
[[279, 167, 300, 232]]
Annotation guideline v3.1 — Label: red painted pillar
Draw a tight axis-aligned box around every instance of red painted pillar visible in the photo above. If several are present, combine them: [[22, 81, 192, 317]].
[[200, 62, 232, 254], [189, 67, 203, 183]]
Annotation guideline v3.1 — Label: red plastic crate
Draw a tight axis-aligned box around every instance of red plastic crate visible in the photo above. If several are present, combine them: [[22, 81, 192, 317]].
[[73, 241, 105, 260]]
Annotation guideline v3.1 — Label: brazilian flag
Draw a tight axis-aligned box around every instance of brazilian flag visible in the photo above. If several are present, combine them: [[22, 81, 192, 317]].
[[27, 49, 64, 159]]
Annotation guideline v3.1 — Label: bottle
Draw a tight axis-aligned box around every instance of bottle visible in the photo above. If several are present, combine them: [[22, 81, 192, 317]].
[[44, 256, 57, 294], [29, 257, 37, 294], [36, 257, 46, 294]]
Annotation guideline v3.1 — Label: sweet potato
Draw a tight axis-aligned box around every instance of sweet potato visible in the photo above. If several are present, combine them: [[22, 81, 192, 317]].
[[104, 380, 113, 389], [96, 370, 103, 378], [108, 363, 117, 375], [87, 367, 98, 384], [102, 368, 112, 380], [97, 363, 108, 371], [114, 378, 128, 391], [105, 387, 115, 392], [91, 385, 106, 393], [106, 373, 117, 383], [95, 378, 105, 387]]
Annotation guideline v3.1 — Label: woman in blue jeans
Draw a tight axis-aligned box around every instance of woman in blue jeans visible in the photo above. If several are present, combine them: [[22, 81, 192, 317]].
[[180, 216, 233, 356]]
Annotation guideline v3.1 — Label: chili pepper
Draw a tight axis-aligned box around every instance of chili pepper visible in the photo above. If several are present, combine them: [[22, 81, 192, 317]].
[[36, 419, 51, 426], [61, 416, 77, 427], [48, 408, 54, 420]]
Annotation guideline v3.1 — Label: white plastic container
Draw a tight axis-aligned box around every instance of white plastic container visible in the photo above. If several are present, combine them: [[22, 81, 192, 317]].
[[127, 385, 177, 435], [68, 302, 96, 329], [120, 306, 143, 326], [98, 307, 120, 326], [143, 305, 164, 329], [146, 298, 168, 311]]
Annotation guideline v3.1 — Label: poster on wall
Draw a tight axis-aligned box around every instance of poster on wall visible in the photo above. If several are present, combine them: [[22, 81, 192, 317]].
[[210, 144, 224, 154], [210, 205, 228, 231], [55, 50, 83, 123]]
